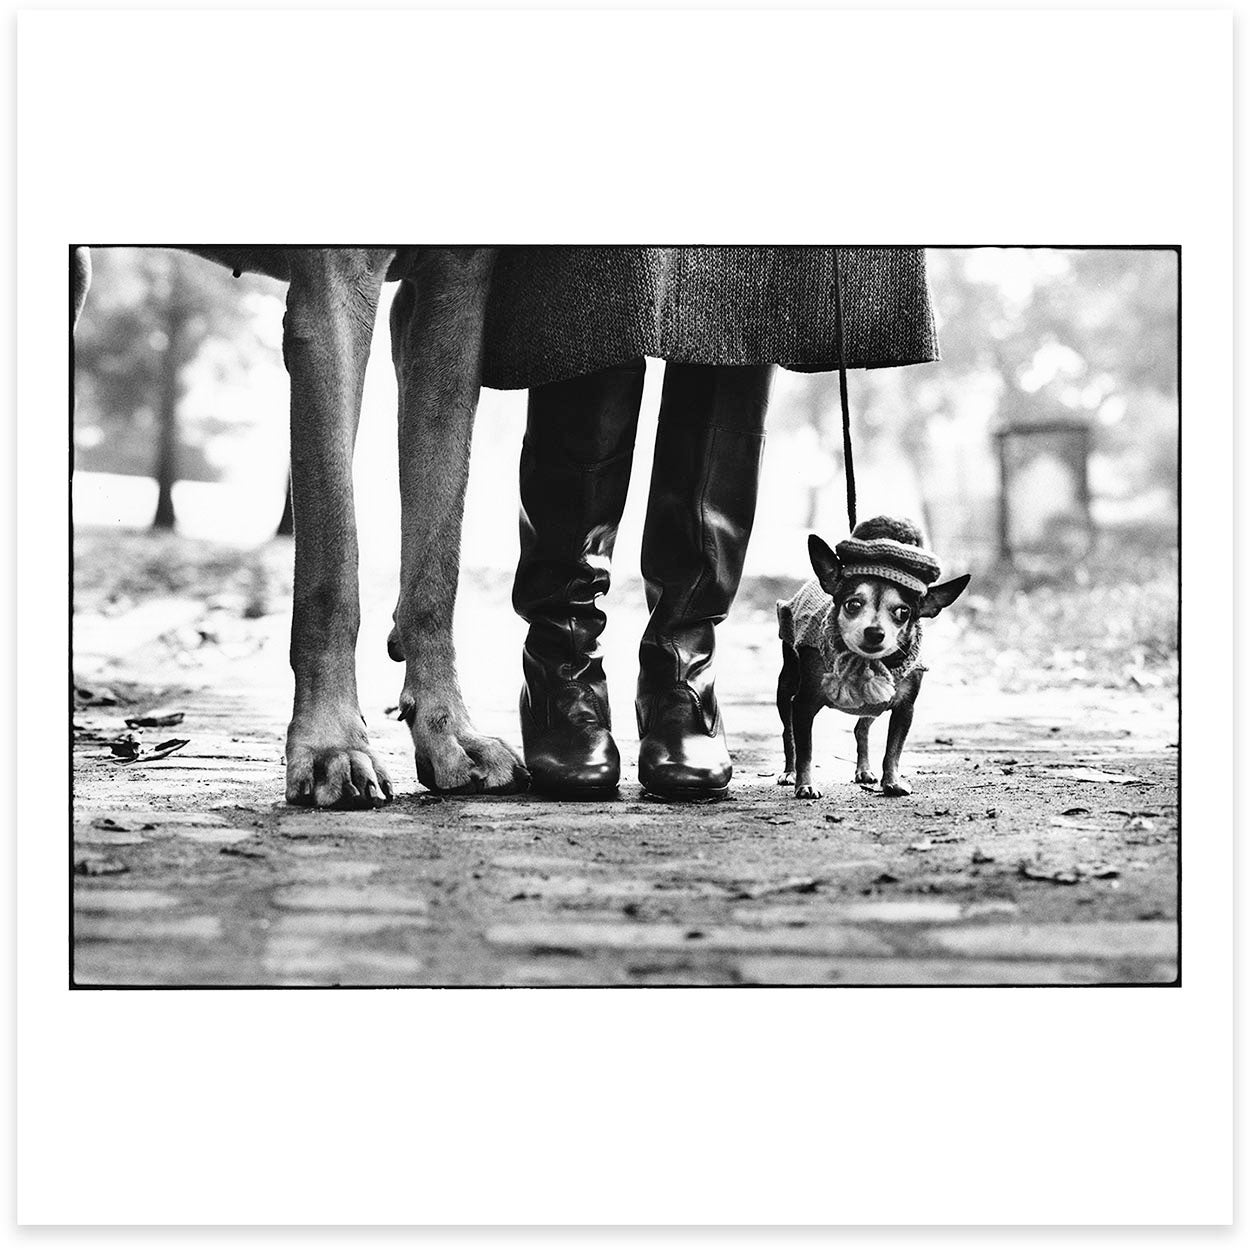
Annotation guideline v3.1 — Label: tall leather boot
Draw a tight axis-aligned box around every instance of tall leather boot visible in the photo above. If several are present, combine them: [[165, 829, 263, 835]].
[[513, 359, 645, 798], [636, 364, 772, 800]]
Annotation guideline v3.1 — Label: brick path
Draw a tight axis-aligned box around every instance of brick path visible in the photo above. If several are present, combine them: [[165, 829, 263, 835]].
[[72, 576, 1179, 986]]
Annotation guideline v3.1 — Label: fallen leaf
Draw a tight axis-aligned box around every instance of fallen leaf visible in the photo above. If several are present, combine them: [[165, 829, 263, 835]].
[[760, 815, 794, 826], [778, 877, 822, 894], [755, 770, 777, 778], [1077, 862, 1121, 879], [219, 843, 267, 859], [1045, 766, 1146, 785], [1018, 862, 1081, 885], [73, 853, 129, 877], [1018, 859, 1121, 884], [119, 737, 191, 765], [1060, 806, 1091, 816], [873, 872, 899, 885], [732, 876, 824, 900], [124, 709, 186, 729], [934, 736, 954, 746], [92, 816, 156, 833], [74, 684, 117, 707], [1049, 815, 1110, 831], [107, 733, 142, 760]]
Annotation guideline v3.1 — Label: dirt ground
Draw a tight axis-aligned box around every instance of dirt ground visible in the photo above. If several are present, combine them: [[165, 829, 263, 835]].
[[72, 531, 1179, 987]]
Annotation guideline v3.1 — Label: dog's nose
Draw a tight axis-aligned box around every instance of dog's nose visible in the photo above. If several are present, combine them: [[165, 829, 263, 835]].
[[863, 627, 885, 646]]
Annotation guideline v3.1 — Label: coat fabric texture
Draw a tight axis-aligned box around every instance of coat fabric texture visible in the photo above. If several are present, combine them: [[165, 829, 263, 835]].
[[481, 245, 938, 391]]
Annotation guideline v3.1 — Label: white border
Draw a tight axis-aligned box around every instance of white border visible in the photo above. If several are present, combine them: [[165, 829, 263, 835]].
[[15, 8, 1232, 1228]]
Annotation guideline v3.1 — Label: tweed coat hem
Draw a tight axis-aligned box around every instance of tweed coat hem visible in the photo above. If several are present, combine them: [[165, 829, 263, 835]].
[[480, 245, 940, 392]]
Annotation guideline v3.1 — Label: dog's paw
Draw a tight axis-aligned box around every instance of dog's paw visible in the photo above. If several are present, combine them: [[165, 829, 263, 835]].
[[777, 770, 796, 787], [881, 775, 913, 797], [794, 783, 822, 800], [285, 713, 393, 809], [854, 767, 878, 785], [403, 690, 528, 795]]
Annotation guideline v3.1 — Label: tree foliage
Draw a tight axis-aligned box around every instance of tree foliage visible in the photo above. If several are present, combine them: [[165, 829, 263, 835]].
[[74, 249, 281, 489], [773, 248, 1179, 547]]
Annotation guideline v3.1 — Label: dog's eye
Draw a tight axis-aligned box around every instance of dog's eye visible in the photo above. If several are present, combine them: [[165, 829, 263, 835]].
[[892, 606, 910, 623], [843, 599, 863, 614]]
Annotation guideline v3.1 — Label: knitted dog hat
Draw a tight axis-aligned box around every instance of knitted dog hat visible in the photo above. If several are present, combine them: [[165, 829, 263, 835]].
[[834, 516, 941, 595]]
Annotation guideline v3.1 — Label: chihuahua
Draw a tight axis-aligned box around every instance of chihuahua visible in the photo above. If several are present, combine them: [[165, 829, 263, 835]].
[[775, 516, 970, 798]]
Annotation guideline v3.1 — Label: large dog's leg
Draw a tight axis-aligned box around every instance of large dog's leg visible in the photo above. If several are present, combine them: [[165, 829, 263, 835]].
[[388, 248, 528, 794], [283, 247, 395, 807]]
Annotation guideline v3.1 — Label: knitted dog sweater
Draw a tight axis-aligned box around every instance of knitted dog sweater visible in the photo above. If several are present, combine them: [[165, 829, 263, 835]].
[[777, 578, 925, 716]]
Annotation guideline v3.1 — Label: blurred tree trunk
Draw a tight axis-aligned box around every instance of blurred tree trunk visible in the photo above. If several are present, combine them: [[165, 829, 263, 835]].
[[275, 469, 294, 536], [151, 266, 188, 531]]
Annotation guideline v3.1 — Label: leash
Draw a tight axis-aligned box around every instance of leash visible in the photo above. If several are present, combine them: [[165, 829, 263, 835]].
[[831, 247, 857, 532]]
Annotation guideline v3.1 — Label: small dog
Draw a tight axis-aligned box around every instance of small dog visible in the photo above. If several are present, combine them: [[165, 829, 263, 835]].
[[775, 516, 970, 798]]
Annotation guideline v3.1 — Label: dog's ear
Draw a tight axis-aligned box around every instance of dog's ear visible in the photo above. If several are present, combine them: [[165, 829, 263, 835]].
[[918, 574, 971, 618], [808, 535, 841, 595]]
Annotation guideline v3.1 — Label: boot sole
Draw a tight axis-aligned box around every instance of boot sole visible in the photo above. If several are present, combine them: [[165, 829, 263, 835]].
[[640, 780, 729, 802], [529, 776, 620, 801]]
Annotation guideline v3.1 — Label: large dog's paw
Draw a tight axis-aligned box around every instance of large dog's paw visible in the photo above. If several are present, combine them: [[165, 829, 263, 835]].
[[854, 766, 879, 785], [881, 774, 913, 797], [285, 710, 393, 808], [777, 770, 796, 787], [401, 690, 529, 795], [794, 783, 822, 800]]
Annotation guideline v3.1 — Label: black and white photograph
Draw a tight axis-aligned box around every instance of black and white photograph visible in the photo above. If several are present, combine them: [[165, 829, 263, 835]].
[[16, 6, 1233, 1229], [69, 244, 1179, 989]]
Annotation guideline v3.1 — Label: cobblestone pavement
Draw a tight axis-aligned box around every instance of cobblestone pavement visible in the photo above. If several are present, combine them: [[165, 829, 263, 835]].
[[72, 573, 1179, 987]]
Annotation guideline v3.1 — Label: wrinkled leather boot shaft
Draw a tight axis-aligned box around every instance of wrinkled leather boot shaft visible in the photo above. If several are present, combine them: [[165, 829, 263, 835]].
[[514, 360, 644, 797], [636, 364, 772, 799]]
